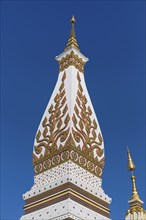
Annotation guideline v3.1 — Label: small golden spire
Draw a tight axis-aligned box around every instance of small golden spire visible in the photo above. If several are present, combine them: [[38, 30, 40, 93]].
[[70, 15, 76, 38], [127, 147, 140, 200], [71, 15, 75, 24], [65, 15, 80, 51], [125, 147, 146, 220], [130, 175, 140, 200], [127, 146, 136, 172]]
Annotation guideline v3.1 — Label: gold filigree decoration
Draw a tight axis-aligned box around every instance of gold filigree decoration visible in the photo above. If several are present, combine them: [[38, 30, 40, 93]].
[[33, 133, 103, 177], [34, 149, 103, 177], [59, 51, 85, 73], [33, 72, 70, 165], [33, 71, 105, 178], [72, 72, 104, 166]]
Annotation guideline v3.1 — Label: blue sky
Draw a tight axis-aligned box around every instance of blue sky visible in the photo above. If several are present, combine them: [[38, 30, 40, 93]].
[[1, 1, 145, 220]]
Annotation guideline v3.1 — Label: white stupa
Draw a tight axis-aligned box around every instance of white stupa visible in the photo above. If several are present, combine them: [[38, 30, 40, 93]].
[[20, 16, 112, 220]]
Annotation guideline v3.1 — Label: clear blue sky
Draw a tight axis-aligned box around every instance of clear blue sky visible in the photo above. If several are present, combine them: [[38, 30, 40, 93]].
[[1, 1, 145, 220]]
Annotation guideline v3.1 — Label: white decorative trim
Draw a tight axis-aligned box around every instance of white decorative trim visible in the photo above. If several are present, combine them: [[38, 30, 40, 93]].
[[20, 199, 111, 220], [23, 161, 111, 203], [55, 47, 89, 63]]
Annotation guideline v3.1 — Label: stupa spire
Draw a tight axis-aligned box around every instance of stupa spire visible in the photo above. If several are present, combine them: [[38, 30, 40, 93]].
[[65, 15, 80, 51], [20, 18, 111, 220], [127, 146, 135, 173], [127, 147, 140, 200], [125, 147, 146, 220]]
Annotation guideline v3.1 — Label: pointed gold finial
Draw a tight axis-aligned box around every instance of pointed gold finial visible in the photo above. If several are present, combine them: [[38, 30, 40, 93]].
[[71, 15, 75, 24], [65, 15, 80, 51], [127, 146, 135, 172], [127, 147, 140, 200]]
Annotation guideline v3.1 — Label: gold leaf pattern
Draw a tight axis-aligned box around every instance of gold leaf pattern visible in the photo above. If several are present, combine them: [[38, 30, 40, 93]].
[[34, 134, 104, 177], [33, 72, 70, 164], [59, 51, 85, 73], [32, 71, 105, 178], [72, 72, 104, 160]]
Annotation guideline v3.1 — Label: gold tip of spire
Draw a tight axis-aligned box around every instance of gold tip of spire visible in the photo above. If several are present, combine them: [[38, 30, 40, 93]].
[[127, 146, 136, 172], [71, 15, 76, 24], [65, 15, 80, 51]]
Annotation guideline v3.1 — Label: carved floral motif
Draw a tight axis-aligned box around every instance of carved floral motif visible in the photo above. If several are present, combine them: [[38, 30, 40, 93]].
[[59, 51, 85, 73], [33, 71, 104, 178], [72, 73, 104, 165], [33, 72, 70, 165]]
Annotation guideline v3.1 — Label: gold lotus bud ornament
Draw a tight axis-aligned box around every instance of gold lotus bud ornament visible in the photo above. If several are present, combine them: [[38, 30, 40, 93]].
[[127, 146, 135, 172]]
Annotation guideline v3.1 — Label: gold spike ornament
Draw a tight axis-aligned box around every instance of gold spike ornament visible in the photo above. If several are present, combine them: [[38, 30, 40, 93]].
[[65, 16, 80, 51], [127, 147, 140, 200], [127, 146, 135, 171]]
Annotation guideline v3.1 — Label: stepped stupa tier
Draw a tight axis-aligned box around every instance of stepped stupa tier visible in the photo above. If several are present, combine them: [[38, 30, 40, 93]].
[[20, 16, 111, 220]]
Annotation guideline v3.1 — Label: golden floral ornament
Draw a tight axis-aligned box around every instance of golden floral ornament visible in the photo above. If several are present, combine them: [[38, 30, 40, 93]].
[[33, 72, 70, 165], [70, 150, 78, 162], [43, 159, 51, 170], [79, 156, 86, 167], [87, 161, 94, 171], [34, 163, 42, 174], [33, 133, 104, 177], [95, 166, 102, 176], [61, 151, 70, 161], [32, 71, 105, 178], [72, 72, 104, 169], [52, 155, 60, 165], [58, 51, 85, 73]]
